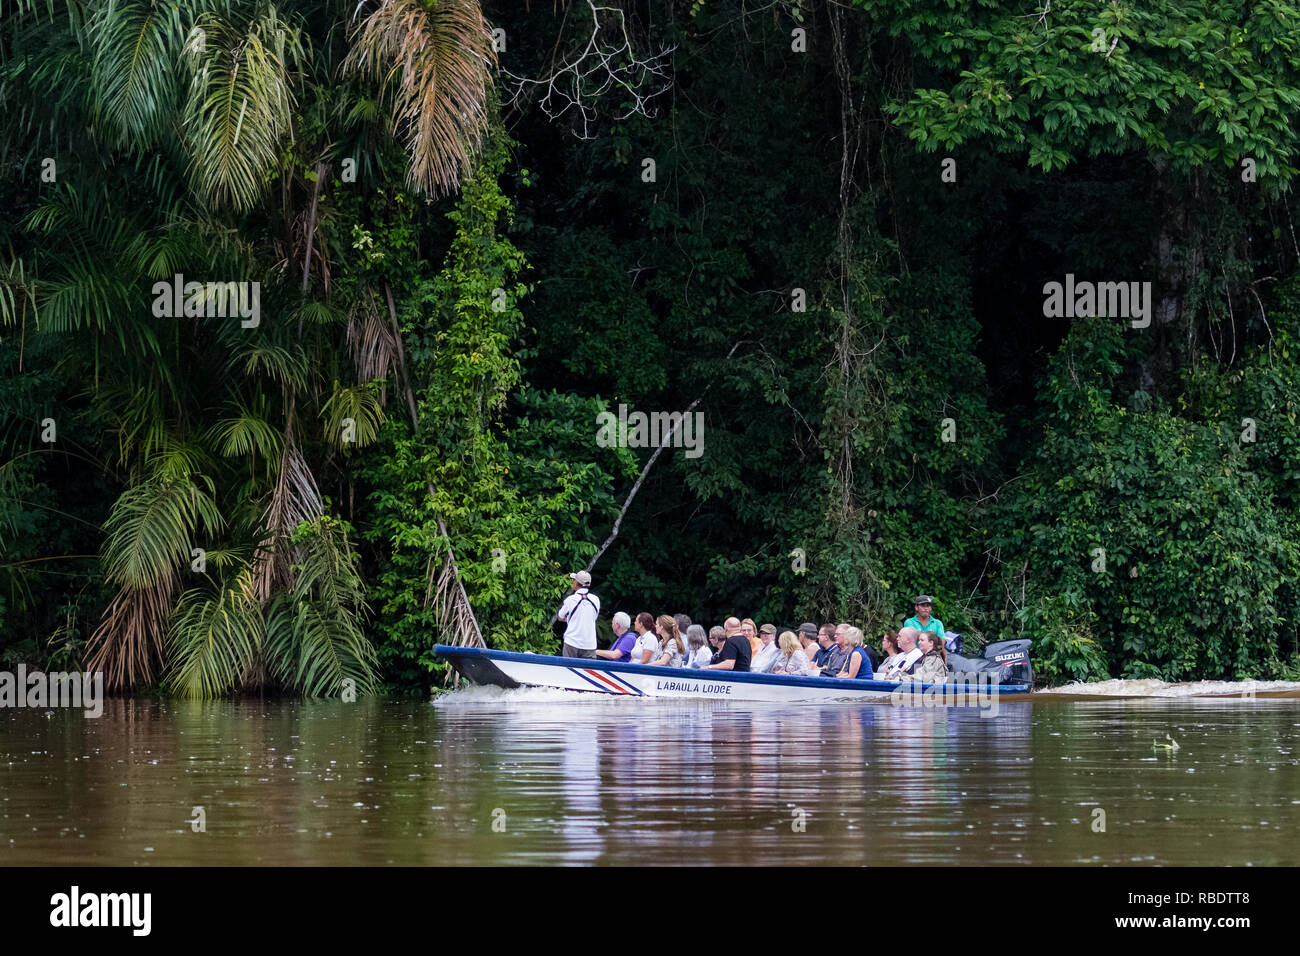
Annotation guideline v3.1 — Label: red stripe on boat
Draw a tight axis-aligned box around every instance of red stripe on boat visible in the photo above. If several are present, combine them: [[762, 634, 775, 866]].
[[584, 670, 629, 694]]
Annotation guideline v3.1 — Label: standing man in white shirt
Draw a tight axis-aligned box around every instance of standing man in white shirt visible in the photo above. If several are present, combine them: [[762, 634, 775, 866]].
[[557, 570, 601, 658]]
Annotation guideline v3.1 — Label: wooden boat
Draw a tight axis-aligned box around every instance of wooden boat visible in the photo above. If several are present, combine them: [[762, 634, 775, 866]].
[[434, 644, 1031, 703]]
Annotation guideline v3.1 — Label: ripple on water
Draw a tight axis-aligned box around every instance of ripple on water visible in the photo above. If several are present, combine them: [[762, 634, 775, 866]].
[[0, 695, 1297, 865]]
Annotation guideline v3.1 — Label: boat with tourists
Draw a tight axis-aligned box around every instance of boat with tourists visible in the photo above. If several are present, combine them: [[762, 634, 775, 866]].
[[434, 639, 1034, 703]]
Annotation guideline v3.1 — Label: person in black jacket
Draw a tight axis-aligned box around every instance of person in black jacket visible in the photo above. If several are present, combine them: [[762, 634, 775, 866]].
[[706, 626, 752, 671]]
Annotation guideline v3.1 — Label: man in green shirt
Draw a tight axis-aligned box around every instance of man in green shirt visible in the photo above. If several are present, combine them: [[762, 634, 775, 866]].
[[904, 594, 945, 636]]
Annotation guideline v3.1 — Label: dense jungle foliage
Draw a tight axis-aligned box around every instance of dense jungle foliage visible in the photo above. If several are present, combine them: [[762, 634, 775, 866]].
[[3, 0, 1300, 694]]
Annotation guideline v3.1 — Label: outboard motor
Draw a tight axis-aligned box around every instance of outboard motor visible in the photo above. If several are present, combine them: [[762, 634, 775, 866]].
[[983, 639, 1033, 688], [945, 638, 1033, 688]]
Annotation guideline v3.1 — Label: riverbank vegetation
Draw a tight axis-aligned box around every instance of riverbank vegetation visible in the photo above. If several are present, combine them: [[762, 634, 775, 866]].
[[3, 0, 1300, 695]]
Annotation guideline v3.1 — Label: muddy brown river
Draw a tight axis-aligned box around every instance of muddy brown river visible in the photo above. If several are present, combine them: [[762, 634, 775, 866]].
[[2, 687, 1297, 865]]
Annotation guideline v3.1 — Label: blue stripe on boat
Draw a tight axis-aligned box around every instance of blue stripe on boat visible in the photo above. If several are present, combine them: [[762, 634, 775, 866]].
[[597, 669, 644, 695], [569, 667, 623, 693]]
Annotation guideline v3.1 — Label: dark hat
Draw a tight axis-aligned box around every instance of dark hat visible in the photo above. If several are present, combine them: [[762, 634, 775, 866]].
[[798, 622, 818, 638], [914, 594, 933, 605]]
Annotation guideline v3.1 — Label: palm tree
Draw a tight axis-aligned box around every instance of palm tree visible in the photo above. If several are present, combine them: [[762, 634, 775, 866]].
[[1, 0, 501, 696]]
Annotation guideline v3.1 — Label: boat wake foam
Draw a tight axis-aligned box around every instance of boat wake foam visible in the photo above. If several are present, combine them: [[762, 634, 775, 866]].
[[432, 684, 639, 707], [1038, 678, 1300, 698]]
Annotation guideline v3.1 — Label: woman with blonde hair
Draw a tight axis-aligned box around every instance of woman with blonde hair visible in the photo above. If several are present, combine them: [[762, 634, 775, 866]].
[[834, 626, 874, 680], [741, 618, 760, 655], [651, 614, 686, 667], [772, 630, 813, 676]]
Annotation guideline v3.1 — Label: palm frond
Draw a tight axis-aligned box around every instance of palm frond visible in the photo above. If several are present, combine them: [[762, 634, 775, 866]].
[[344, 0, 497, 196], [89, 0, 185, 147], [107, 384, 171, 467], [0, 258, 37, 329], [264, 516, 378, 697], [321, 381, 385, 452], [182, 6, 305, 211], [146, 439, 214, 483], [165, 570, 264, 699], [100, 476, 223, 589], [346, 294, 398, 387], [293, 299, 346, 325], [253, 438, 323, 599], [85, 572, 178, 690], [239, 342, 309, 389], [210, 400, 284, 460]]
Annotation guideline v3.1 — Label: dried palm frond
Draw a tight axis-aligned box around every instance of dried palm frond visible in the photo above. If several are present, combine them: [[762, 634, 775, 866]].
[[253, 436, 324, 600], [346, 295, 398, 397], [87, 571, 179, 690], [344, 0, 497, 196]]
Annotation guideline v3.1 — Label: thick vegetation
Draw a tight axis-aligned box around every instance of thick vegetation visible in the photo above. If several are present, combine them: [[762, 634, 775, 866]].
[[3, 1, 1299, 693]]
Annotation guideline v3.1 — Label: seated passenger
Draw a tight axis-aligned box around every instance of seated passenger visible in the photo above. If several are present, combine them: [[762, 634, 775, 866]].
[[811, 623, 850, 676], [629, 611, 660, 664], [811, 624, 835, 670], [834, 626, 874, 679], [874, 631, 900, 677], [594, 611, 636, 661], [902, 631, 949, 684], [708, 625, 727, 658], [741, 618, 761, 656], [772, 630, 814, 676], [706, 623, 752, 672], [796, 622, 821, 662], [751, 624, 780, 673], [878, 627, 923, 681], [651, 614, 686, 667], [685, 625, 713, 668]]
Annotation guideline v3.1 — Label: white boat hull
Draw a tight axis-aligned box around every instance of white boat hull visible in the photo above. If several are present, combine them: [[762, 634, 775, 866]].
[[435, 645, 1029, 705]]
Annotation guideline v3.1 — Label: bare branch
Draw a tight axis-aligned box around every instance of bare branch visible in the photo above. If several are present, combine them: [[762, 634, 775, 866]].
[[500, 1, 674, 139]]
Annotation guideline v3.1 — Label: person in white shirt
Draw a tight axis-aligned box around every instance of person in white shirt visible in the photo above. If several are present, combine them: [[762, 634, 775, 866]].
[[556, 570, 600, 658], [750, 624, 781, 673], [629, 611, 660, 664], [878, 627, 923, 680], [685, 625, 713, 668]]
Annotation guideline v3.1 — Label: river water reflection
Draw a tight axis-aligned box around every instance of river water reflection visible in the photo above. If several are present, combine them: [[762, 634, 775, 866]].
[[2, 689, 1297, 865]]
